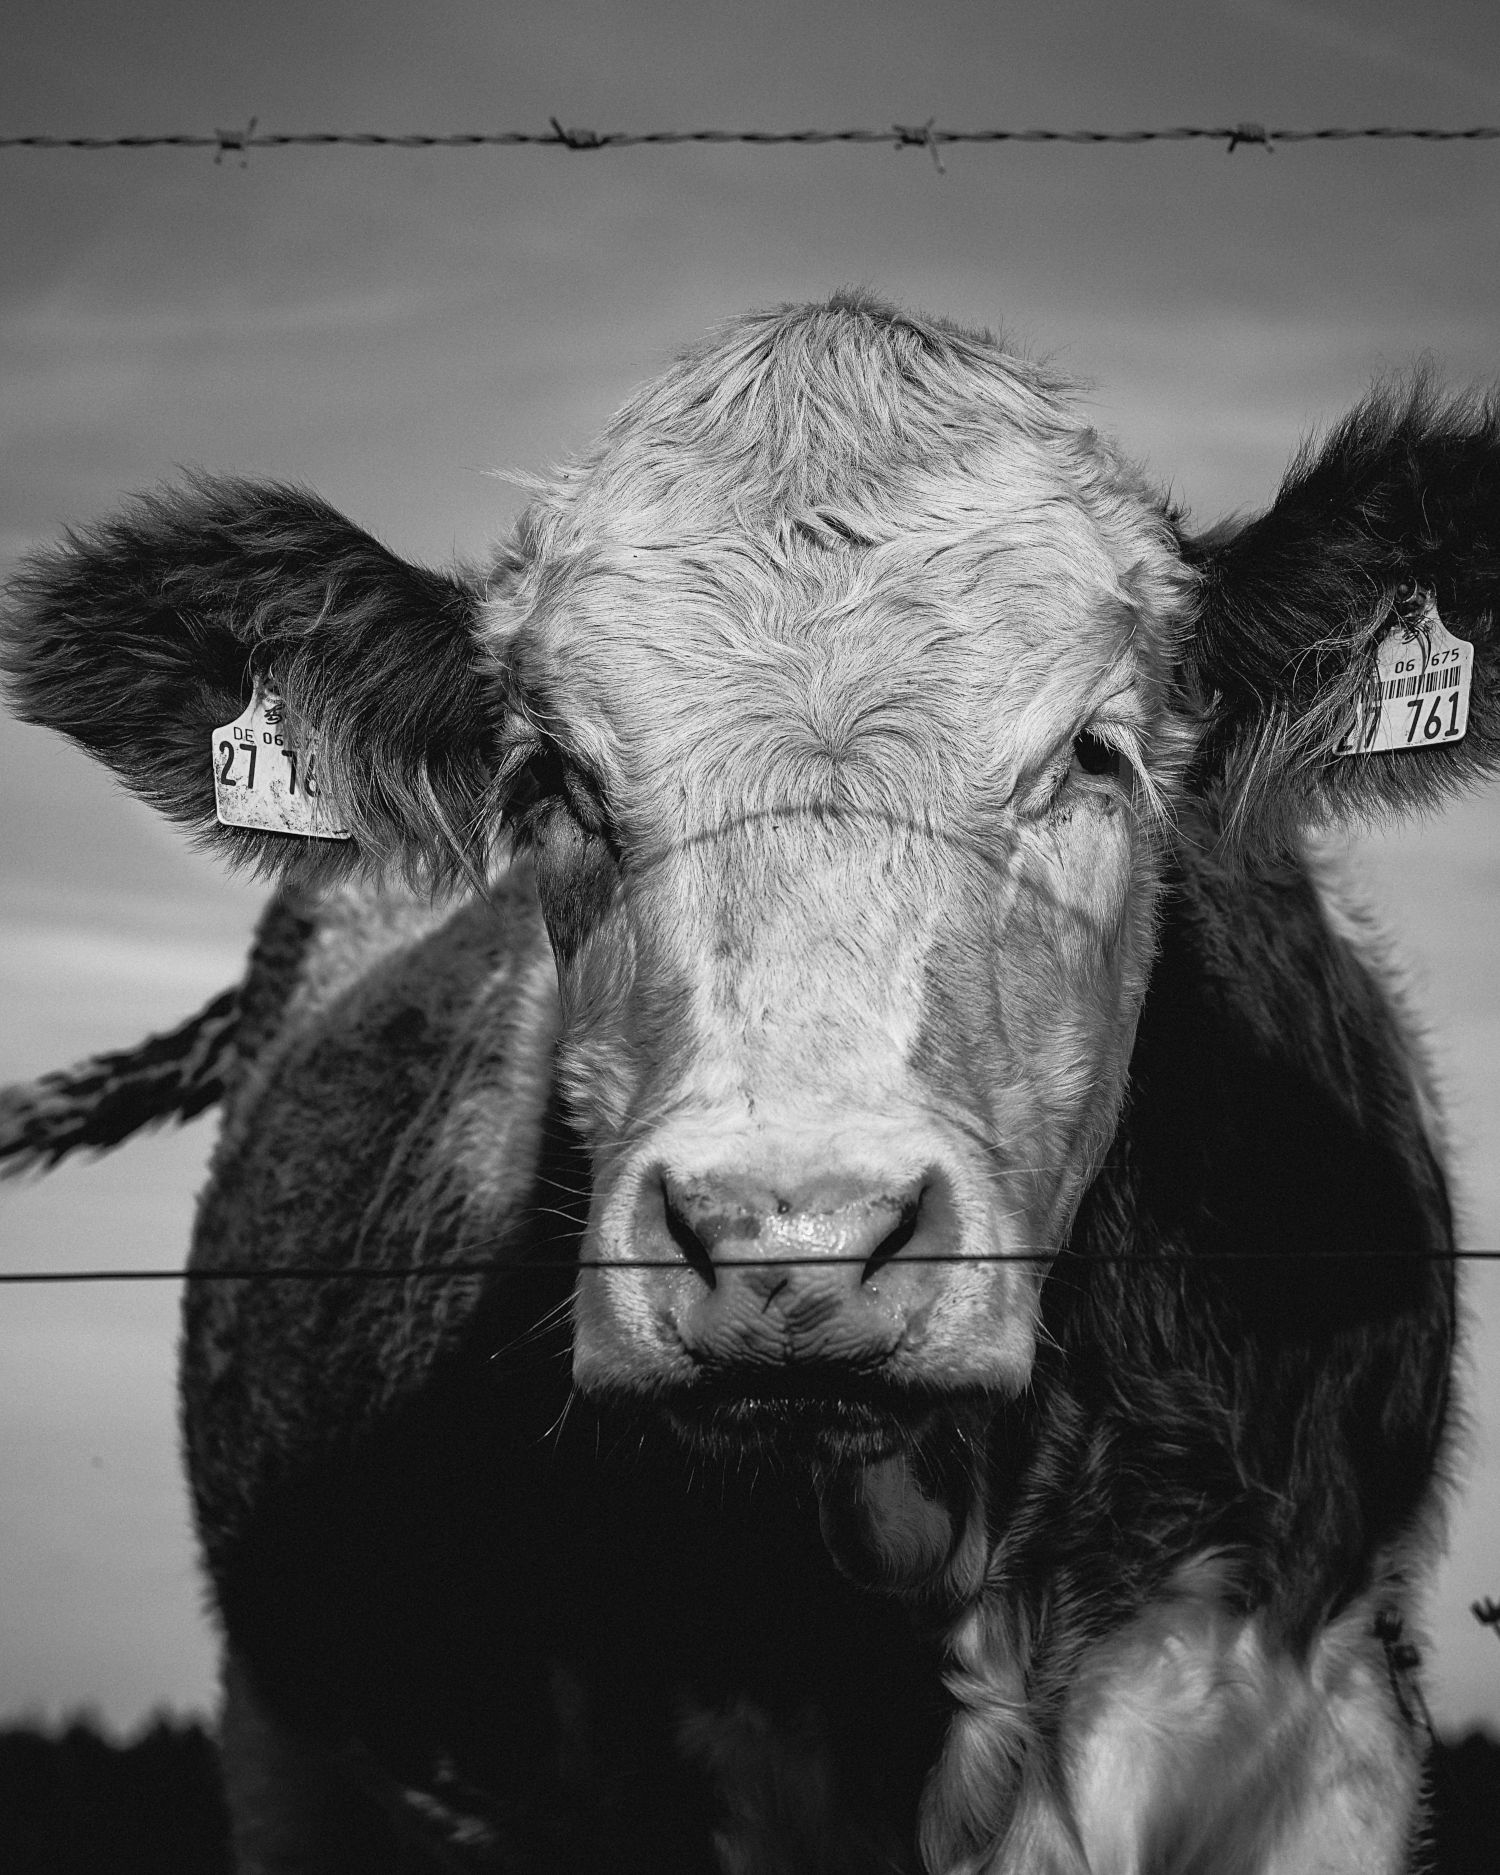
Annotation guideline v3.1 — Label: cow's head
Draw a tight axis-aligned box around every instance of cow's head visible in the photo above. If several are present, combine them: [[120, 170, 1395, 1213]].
[[6, 295, 1498, 1582]]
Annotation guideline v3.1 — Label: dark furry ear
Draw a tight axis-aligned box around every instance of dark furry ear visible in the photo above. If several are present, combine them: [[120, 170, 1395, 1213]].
[[1, 477, 499, 886], [1183, 378, 1500, 846]]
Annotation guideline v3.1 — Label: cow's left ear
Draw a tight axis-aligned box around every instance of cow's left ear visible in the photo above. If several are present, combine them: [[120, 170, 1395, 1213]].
[[1183, 380, 1500, 845]]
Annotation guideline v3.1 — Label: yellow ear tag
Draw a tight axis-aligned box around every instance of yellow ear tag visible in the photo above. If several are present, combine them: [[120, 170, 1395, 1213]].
[[211, 679, 352, 841], [1336, 595, 1473, 758]]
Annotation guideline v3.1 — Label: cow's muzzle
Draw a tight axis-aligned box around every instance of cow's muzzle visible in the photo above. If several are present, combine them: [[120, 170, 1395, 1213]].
[[574, 1143, 1037, 1425], [642, 1166, 957, 1377]]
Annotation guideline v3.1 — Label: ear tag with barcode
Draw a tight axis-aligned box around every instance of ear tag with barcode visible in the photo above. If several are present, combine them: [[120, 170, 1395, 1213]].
[[1335, 595, 1473, 758], [211, 679, 352, 840]]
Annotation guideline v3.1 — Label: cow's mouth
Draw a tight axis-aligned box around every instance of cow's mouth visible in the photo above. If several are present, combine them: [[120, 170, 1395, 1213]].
[[662, 1370, 938, 1464], [659, 1374, 986, 1594]]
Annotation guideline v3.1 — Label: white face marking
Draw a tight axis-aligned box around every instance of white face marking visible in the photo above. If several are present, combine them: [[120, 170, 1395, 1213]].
[[489, 303, 1196, 1404]]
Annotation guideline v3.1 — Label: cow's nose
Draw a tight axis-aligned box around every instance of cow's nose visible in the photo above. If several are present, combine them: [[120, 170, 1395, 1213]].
[[657, 1169, 926, 1291], [631, 1165, 965, 1375]]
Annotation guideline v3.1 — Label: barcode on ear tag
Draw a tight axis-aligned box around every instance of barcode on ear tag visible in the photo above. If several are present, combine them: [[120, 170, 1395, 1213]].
[[1335, 596, 1473, 759], [211, 679, 352, 840]]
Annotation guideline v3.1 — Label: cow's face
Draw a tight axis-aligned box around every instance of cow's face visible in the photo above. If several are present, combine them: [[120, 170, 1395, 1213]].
[[488, 308, 1195, 1455]]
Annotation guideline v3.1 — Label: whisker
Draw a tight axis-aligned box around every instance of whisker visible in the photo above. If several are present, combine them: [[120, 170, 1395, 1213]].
[[489, 1293, 576, 1362], [541, 1384, 579, 1451]]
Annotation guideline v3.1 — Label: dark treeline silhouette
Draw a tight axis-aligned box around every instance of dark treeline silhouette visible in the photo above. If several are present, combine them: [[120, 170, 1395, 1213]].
[[0, 1714, 1493, 1871], [0, 1716, 230, 1875], [1431, 1729, 1500, 1873]]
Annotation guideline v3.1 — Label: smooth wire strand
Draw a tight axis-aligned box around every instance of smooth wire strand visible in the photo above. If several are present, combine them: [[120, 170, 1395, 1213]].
[[3, 122, 1500, 158], [2, 1248, 1499, 1284]]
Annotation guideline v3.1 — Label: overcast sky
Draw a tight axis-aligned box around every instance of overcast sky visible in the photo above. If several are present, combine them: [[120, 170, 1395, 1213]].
[[3, 0, 1500, 1736]]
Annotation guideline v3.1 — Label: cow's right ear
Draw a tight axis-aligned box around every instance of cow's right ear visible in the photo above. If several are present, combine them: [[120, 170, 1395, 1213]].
[[1, 477, 502, 886]]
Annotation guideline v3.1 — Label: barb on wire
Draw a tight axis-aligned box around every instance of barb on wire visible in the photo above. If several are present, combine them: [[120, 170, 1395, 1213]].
[[2, 121, 1499, 160], [214, 115, 257, 167], [893, 117, 945, 173], [547, 115, 606, 152], [1375, 1609, 1437, 1742], [1473, 1596, 1500, 1635], [1226, 121, 1273, 154]]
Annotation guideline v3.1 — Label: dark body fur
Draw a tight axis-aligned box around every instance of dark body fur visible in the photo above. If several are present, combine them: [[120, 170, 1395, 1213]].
[[186, 838, 1453, 1870], [1041, 846, 1452, 1645]]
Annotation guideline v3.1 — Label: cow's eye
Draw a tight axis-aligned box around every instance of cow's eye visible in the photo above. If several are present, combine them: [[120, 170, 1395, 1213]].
[[509, 741, 614, 848], [506, 742, 564, 824], [1070, 730, 1126, 784]]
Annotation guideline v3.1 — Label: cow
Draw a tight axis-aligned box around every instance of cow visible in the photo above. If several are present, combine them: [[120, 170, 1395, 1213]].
[[0, 292, 1491, 1874]]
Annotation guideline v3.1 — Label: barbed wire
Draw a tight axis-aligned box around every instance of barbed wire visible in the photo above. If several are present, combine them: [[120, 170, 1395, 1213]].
[[2, 120, 1499, 170], [2, 1248, 1498, 1284]]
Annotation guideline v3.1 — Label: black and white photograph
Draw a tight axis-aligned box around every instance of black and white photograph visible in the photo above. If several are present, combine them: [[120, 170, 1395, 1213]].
[[2, 3, 1499, 1869]]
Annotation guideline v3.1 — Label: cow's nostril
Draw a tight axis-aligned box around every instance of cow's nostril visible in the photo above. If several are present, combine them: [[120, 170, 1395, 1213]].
[[661, 1180, 717, 1288], [862, 1191, 923, 1282]]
